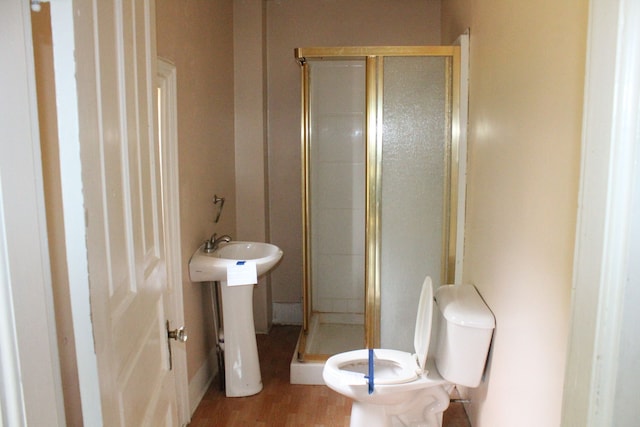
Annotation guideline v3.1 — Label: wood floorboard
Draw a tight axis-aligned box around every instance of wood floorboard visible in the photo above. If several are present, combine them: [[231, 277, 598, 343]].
[[189, 325, 470, 427]]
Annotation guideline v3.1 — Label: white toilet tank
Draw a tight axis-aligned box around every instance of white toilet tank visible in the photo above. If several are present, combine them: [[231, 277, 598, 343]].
[[434, 284, 495, 388]]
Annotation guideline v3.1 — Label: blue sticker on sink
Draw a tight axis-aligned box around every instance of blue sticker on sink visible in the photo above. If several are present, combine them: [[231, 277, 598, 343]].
[[236, 261, 246, 265]]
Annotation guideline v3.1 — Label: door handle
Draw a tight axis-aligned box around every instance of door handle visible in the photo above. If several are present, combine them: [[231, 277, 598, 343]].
[[167, 323, 188, 342], [166, 321, 187, 370]]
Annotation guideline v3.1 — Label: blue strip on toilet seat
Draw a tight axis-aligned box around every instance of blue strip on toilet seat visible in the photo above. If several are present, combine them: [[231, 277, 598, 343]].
[[365, 348, 374, 394]]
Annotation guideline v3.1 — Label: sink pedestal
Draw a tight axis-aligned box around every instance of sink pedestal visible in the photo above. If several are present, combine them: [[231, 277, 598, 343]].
[[188, 241, 283, 397], [220, 280, 262, 397]]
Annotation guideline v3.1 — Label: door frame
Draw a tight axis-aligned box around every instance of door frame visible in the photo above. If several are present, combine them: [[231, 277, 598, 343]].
[[0, 1, 65, 424], [561, 0, 640, 424]]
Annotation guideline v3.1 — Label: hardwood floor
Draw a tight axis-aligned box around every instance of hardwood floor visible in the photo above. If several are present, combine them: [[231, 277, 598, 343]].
[[189, 325, 471, 427]]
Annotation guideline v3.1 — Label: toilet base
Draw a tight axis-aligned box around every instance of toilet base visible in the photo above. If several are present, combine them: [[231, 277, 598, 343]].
[[351, 402, 391, 427], [349, 386, 449, 427]]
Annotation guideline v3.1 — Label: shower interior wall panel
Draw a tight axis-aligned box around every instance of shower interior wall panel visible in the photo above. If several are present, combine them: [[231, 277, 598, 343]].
[[310, 61, 366, 318]]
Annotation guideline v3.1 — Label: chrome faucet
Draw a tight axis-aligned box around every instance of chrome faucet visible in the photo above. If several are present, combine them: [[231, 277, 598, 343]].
[[204, 233, 232, 253]]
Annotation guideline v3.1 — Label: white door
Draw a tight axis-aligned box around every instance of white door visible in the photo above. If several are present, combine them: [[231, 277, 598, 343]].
[[53, 1, 182, 425]]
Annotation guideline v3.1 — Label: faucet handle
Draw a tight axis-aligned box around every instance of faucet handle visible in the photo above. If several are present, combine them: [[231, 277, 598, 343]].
[[204, 235, 216, 253]]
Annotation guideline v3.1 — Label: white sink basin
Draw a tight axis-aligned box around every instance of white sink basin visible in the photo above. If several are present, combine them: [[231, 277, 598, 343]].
[[189, 241, 283, 282]]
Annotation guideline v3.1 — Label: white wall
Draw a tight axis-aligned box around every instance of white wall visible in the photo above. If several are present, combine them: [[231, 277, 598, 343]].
[[441, 1, 588, 425]]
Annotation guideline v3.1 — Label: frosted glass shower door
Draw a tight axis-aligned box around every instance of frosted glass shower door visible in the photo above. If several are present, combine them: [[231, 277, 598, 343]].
[[380, 56, 450, 351]]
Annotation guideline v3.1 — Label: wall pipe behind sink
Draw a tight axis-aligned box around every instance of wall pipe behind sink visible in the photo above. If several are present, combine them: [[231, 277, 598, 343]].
[[208, 281, 225, 391], [213, 195, 225, 223]]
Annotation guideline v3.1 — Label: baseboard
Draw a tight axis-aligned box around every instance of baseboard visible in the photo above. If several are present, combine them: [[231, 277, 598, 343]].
[[188, 347, 218, 416], [272, 302, 303, 325]]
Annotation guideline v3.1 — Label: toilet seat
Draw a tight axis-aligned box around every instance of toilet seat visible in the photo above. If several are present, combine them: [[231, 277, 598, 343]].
[[324, 348, 422, 386], [324, 276, 435, 387]]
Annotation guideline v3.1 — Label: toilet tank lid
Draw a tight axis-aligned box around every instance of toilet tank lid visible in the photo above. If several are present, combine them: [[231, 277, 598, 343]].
[[435, 284, 495, 329]]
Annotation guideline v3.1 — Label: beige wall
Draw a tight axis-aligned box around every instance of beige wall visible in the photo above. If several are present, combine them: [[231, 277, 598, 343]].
[[441, 1, 588, 426], [233, 0, 272, 334], [156, 0, 236, 381], [266, 0, 443, 305]]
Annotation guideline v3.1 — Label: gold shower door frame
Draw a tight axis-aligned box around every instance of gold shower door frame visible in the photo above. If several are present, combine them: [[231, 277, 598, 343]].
[[297, 46, 461, 360]]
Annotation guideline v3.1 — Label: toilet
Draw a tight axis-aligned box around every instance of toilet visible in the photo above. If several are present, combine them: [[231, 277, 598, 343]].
[[322, 276, 495, 427]]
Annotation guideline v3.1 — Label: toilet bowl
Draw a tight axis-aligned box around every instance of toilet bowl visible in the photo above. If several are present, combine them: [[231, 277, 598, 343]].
[[322, 277, 495, 427]]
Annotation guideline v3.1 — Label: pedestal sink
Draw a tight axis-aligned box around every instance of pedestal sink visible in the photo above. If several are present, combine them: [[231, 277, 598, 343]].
[[188, 241, 283, 397]]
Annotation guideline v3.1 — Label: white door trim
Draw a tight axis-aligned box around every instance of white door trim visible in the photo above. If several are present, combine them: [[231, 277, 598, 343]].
[[562, 0, 640, 424], [453, 31, 469, 285], [0, 181, 28, 427], [0, 1, 65, 425]]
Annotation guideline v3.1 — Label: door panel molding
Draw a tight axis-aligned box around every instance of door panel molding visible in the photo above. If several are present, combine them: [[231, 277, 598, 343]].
[[50, 1, 185, 425]]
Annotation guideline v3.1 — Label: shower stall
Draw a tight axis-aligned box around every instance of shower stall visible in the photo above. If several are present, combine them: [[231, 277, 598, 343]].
[[291, 46, 465, 382]]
